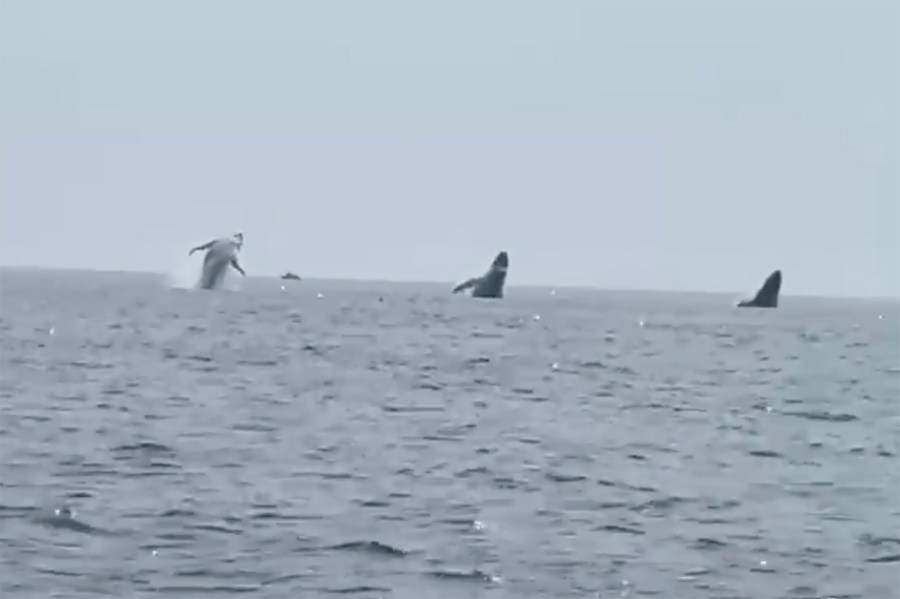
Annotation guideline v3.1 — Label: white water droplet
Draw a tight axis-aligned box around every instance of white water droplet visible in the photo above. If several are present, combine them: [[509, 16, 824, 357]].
[[316, 292, 324, 299], [280, 285, 285, 291], [533, 314, 541, 321], [49, 327, 55, 335], [551, 362, 559, 370], [638, 320, 645, 327], [152, 550, 158, 557]]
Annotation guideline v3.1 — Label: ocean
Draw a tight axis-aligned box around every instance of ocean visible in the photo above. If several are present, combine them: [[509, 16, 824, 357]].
[[1, 268, 898, 598]]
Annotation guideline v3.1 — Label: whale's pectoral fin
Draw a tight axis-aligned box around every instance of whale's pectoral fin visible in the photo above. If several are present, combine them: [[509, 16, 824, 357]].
[[230, 258, 246, 277], [189, 240, 215, 256], [452, 277, 479, 294]]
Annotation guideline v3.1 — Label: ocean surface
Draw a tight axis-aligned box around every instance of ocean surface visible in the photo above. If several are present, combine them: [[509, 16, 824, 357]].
[[1, 268, 898, 599]]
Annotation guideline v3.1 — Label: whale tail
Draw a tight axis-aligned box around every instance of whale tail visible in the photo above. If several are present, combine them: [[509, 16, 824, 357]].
[[738, 269, 782, 308]]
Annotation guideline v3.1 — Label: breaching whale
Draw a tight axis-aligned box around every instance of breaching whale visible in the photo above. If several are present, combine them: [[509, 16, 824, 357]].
[[452, 251, 509, 299], [189, 232, 246, 290], [737, 269, 782, 308]]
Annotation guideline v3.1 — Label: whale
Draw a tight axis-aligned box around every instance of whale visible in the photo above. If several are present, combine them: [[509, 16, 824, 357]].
[[737, 269, 782, 308], [189, 232, 246, 290], [452, 251, 509, 299]]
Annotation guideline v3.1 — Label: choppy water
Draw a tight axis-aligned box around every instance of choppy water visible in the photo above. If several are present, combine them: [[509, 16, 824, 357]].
[[1, 268, 898, 598]]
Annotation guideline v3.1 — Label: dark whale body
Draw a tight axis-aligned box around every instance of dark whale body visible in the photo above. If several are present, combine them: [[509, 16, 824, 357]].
[[738, 270, 782, 308], [452, 251, 509, 299]]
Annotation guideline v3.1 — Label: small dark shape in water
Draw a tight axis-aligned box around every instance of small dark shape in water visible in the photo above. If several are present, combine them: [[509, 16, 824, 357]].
[[597, 524, 645, 536], [783, 410, 858, 423], [693, 537, 728, 550], [738, 269, 782, 308], [324, 586, 392, 594], [864, 554, 900, 563], [466, 357, 491, 365], [281, 272, 301, 281], [546, 472, 587, 483], [748, 449, 782, 458], [330, 540, 407, 556], [37, 507, 109, 536], [428, 568, 496, 582]]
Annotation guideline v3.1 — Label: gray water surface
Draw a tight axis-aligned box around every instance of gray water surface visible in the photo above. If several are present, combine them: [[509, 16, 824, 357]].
[[1, 269, 898, 598]]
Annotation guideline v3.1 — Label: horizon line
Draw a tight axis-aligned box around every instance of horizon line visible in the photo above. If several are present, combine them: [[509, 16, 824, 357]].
[[1, 264, 897, 304]]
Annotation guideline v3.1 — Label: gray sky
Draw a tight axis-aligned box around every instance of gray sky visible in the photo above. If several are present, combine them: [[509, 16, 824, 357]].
[[1, 0, 897, 298]]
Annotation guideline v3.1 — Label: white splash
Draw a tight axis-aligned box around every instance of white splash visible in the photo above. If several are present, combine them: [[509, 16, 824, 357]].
[[164, 256, 199, 290], [164, 255, 244, 292]]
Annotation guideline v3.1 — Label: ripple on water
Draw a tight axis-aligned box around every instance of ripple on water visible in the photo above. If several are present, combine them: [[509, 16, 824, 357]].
[[0, 272, 897, 598]]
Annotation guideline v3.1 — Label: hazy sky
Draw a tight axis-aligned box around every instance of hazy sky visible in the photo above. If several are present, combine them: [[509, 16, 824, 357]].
[[1, 0, 897, 298]]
